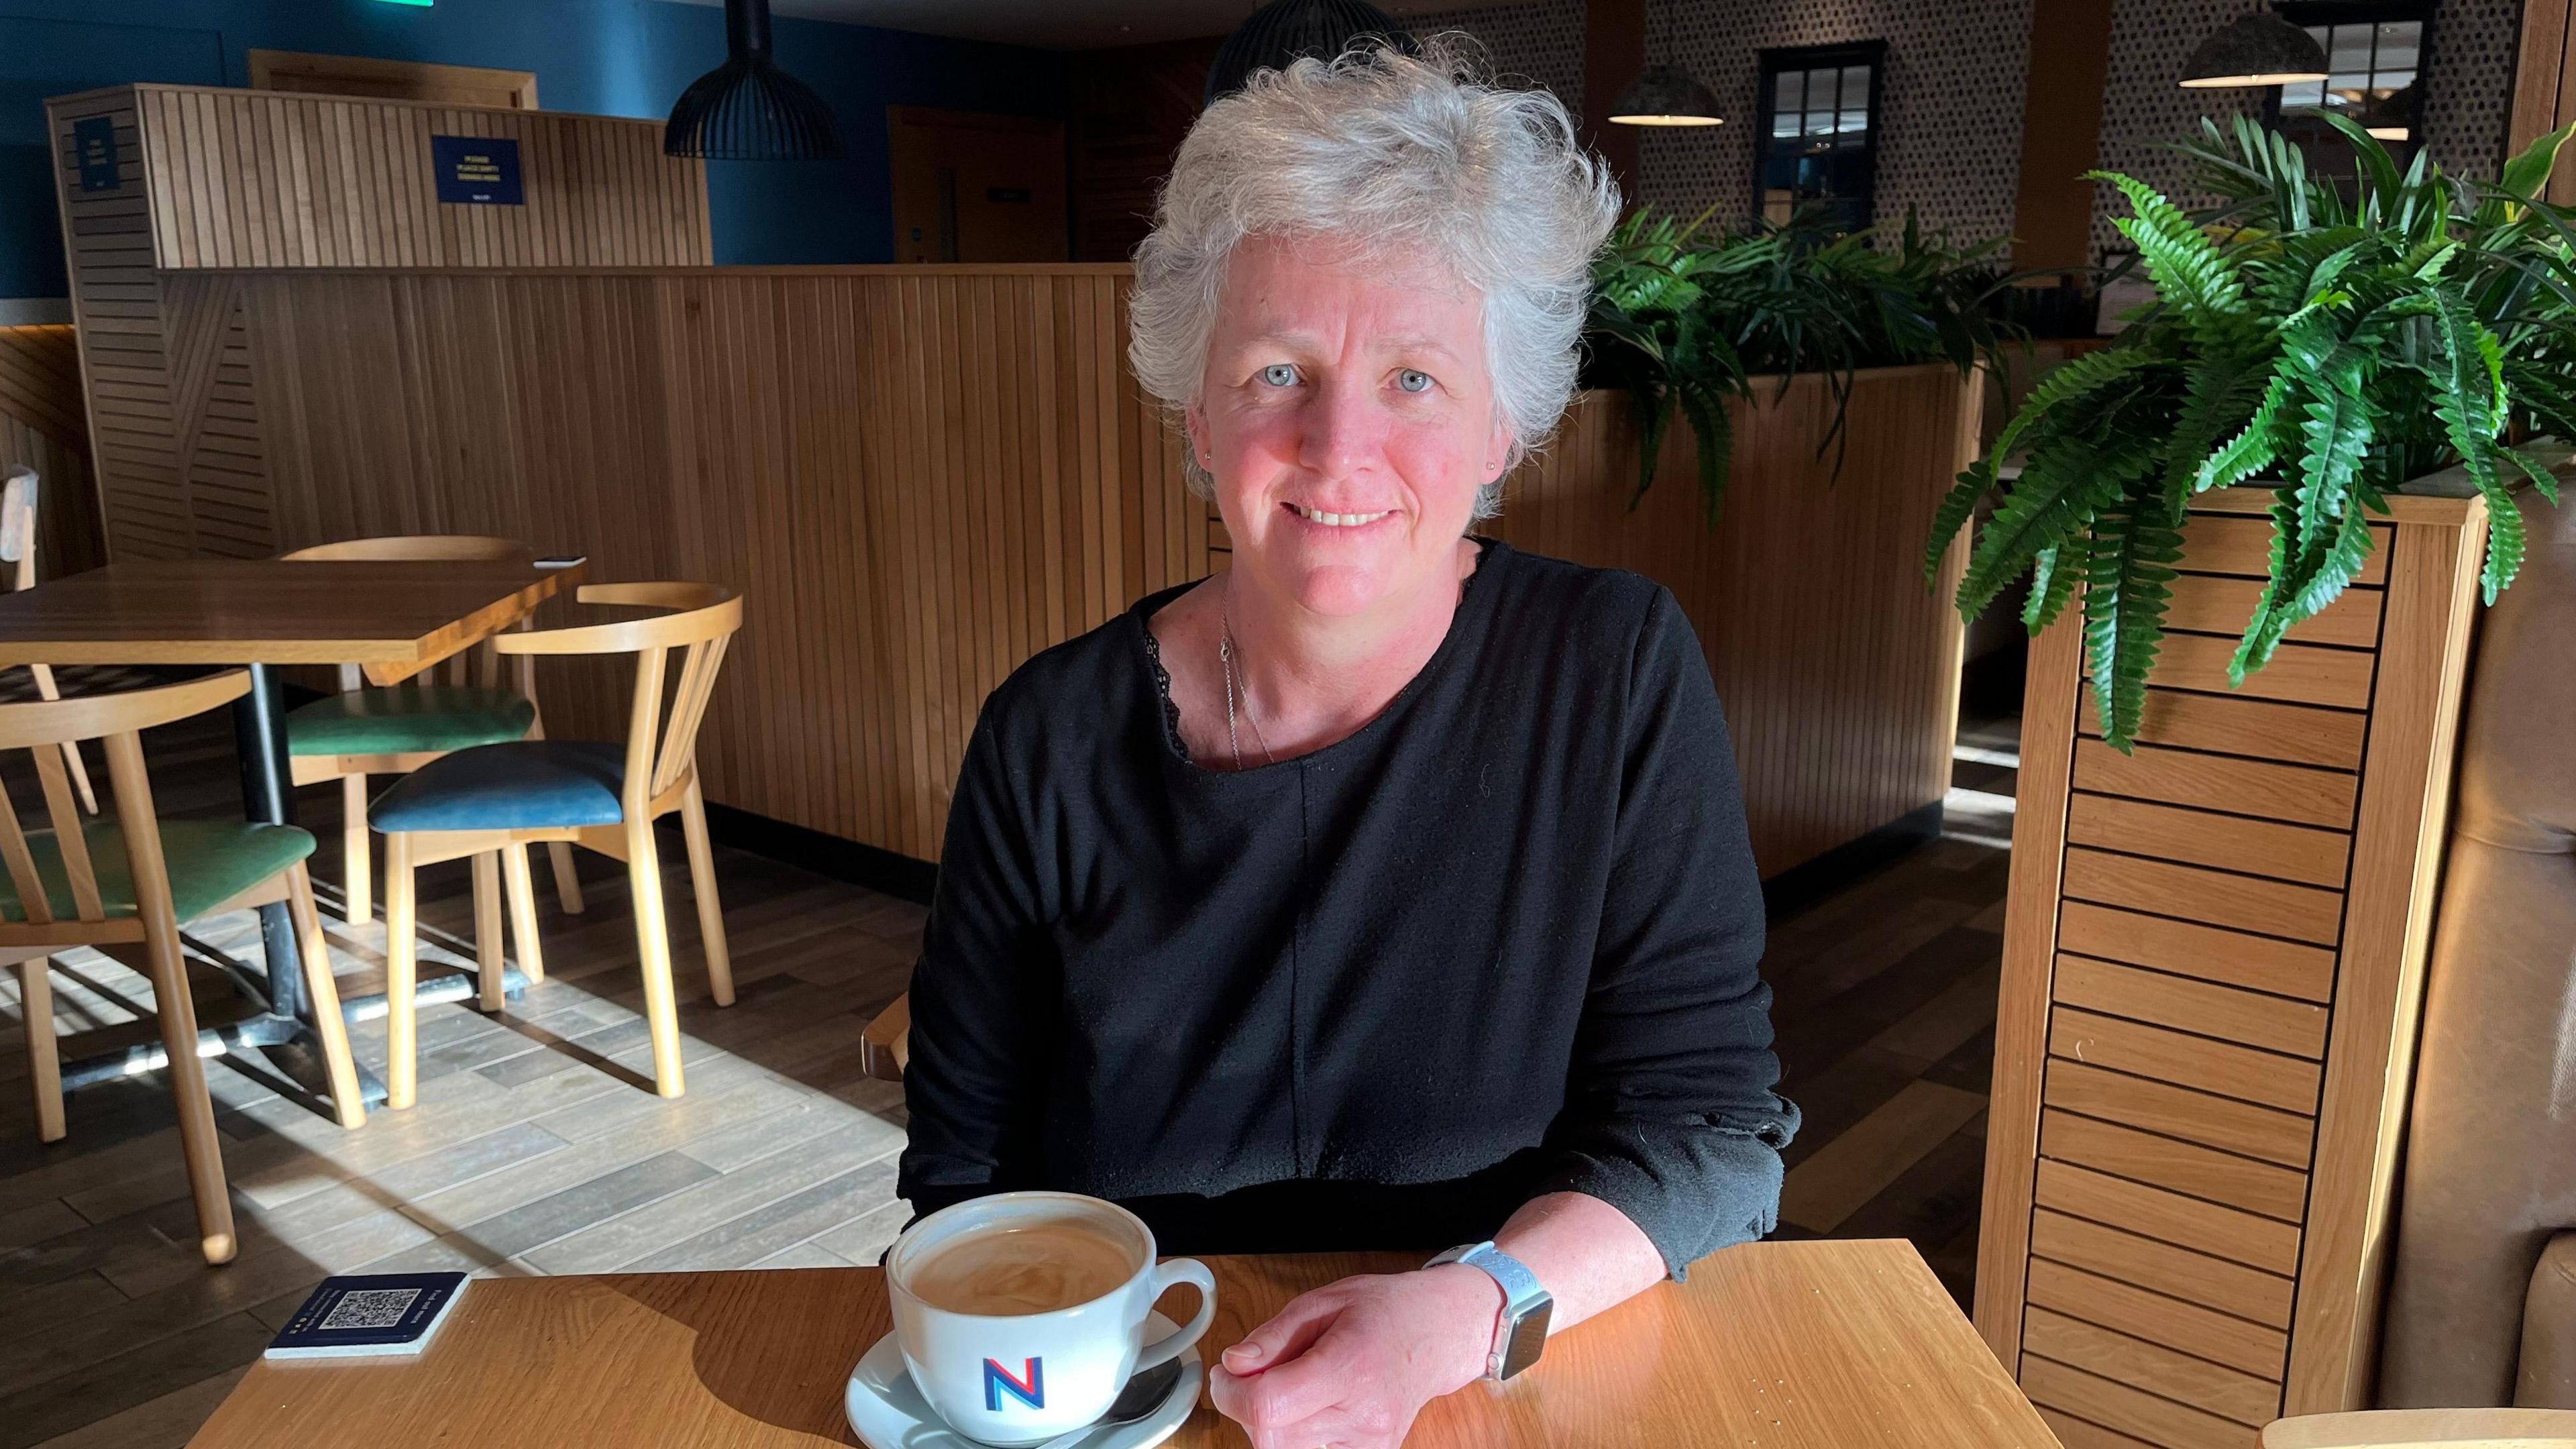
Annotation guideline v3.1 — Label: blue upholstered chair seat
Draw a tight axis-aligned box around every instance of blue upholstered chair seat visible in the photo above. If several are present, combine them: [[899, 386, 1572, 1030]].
[[369, 741, 628, 833]]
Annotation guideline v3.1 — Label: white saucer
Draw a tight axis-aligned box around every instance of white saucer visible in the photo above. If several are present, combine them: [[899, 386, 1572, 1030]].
[[845, 1310, 1203, 1449]]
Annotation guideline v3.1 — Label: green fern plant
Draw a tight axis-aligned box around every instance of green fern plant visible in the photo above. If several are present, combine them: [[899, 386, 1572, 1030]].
[[1929, 114, 2576, 750], [1584, 206, 2012, 521]]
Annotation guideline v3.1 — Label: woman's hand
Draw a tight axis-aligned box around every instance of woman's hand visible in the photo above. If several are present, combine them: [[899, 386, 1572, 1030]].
[[1205, 1265, 1501, 1448]]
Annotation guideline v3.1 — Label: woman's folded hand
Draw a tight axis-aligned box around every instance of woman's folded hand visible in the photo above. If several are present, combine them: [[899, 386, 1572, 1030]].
[[1205, 1265, 1502, 1448]]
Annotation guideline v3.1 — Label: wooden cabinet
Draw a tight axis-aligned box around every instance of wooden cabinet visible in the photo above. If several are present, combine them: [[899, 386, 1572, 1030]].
[[1976, 487, 2489, 1447]]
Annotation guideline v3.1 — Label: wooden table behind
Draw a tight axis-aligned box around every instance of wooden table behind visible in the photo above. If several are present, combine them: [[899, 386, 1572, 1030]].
[[190, 1240, 2059, 1448]]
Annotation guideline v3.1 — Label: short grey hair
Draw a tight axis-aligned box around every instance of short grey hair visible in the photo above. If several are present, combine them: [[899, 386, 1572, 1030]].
[[1128, 38, 1619, 518]]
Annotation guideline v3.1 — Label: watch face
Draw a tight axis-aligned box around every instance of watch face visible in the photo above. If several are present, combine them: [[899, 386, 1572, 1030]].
[[1495, 1298, 1552, 1380]]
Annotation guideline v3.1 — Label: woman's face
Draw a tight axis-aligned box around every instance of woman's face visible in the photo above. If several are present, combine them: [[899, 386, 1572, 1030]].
[[1189, 233, 1512, 619]]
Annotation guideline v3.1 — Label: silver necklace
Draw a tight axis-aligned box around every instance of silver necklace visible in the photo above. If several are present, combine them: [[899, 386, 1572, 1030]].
[[1218, 582, 1276, 771]]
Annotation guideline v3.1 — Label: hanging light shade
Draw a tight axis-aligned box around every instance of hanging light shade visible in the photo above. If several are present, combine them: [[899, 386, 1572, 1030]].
[[2179, 10, 2329, 89], [1609, 64, 1724, 127], [1205, 0, 1416, 107], [665, 0, 838, 160]]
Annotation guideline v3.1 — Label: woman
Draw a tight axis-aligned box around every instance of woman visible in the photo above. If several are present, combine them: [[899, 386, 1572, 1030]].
[[898, 42, 1797, 1448]]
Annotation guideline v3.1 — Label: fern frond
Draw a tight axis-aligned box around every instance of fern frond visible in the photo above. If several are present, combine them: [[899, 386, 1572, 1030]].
[[2421, 278, 2514, 598], [2082, 480, 2186, 750], [2506, 444, 2565, 506], [1676, 380, 1736, 526], [2024, 531, 2090, 634], [2196, 365, 2294, 492], [1925, 460, 1992, 584], [1957, 427, 2147, 621], [2094, 170, 2249, 321], [1988, 347, 2157, 469]]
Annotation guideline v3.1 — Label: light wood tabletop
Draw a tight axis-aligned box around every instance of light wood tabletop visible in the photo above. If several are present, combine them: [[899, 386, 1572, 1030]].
[[0, 557, 584, 684], [189, 1239, 2061, 1448]]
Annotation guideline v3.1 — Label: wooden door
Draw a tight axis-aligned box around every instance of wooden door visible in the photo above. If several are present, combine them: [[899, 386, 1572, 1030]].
[[887, 107, 1069, 264], [246, 51, 539, 109]]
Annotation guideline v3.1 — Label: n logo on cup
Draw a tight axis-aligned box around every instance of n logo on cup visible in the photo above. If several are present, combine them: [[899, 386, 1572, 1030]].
[[983, 1356, 1044, 1411]]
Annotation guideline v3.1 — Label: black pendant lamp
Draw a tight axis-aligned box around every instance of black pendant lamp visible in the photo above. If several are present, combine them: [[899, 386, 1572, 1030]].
[[1205, 0, 1416, 107], [665, 0, 838, 160], [2180, 8, 2330, 89], [1609, 65, 1725, 127], [1607, 7, 1721, 127]]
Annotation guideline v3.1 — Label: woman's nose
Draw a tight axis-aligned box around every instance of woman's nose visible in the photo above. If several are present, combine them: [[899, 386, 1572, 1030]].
[[1295, 379, 1383, 478]]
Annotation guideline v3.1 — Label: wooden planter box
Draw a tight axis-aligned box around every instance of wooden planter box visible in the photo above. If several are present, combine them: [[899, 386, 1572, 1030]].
[[1481, 364, 1982, 880], [1975, 485, 2490, 1447]]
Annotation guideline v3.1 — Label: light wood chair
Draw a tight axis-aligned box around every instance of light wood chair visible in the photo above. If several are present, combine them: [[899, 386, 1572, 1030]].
[[370, 583, 741, 1105], [861, 993, 908, 1081], [4, 670, 362, 1265], [282, 535, 586, 935], [2263, 1409, 2576, 1447], [3, 466, 99, 815]]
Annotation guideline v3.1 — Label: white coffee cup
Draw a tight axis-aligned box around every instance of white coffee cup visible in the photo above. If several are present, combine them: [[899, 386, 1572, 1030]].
[[885, 1191, 1217, 1446]]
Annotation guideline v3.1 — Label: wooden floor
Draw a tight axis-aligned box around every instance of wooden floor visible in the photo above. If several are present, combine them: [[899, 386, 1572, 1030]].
[[0, 688, 2016, 1448]]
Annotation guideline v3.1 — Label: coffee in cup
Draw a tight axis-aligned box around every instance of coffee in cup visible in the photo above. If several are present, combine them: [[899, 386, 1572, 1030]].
[[886, 1191, 1216, 1446]]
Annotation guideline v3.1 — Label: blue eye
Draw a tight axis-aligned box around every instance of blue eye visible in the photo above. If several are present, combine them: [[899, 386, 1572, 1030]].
[[1260, 363, 1300, 387], [1397, 369, 1434, 394]]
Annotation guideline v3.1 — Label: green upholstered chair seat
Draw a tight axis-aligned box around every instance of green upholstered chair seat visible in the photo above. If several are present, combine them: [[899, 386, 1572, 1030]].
[[286, 686, 537, 757], [369, 741, 629, 833], [0, 820, 316, 924]]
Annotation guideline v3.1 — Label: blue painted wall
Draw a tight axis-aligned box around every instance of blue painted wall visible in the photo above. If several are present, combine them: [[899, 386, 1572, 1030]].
[[0, 0, 1070, 298]]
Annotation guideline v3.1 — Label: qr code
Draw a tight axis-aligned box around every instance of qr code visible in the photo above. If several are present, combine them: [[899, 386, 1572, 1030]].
[[321, 1287, 421, 1331]]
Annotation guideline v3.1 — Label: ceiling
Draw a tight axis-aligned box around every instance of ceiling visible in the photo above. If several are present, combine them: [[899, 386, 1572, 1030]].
[[659, 0, 1530, 51]]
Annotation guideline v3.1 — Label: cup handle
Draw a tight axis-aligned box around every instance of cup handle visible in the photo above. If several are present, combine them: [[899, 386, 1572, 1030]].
[[1135, 1257, 1218, 1371]]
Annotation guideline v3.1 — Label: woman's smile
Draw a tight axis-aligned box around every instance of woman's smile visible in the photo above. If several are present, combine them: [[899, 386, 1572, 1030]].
[[1283, 501, 1397, 529]]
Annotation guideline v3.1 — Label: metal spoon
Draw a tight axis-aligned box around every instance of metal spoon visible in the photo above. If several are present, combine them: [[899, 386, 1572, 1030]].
[[1028, 1358, 1186, 1449]]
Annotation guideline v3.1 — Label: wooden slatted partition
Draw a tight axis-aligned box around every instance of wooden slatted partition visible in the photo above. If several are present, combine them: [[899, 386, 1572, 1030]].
[[42, 85, 711, 564], [238, 266, 1204, 863], [1483, 365, 1977, 878], [0, 324, 106, 575], [117, 85, 709, 270], [1976, 487, 2490, 1444]]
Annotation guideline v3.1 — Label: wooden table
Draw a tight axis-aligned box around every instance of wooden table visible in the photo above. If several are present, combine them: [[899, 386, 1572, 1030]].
[[0, 556, 584, 1107], [191, 1240, 2061, 1448]]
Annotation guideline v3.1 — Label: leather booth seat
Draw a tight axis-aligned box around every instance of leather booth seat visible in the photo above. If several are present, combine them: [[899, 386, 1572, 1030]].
[[2378, 492, 2576, 1407]]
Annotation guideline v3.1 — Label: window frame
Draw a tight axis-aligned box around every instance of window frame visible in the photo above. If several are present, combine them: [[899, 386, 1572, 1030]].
[[1750, 40, 1888, 235]]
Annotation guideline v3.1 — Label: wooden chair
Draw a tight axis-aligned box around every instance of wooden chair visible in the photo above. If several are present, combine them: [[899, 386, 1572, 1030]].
[[861, 993, 908, 1081], [4, 670, 361, 1265], [2263, 1409, 2576, 1447], [370, 583, 741, 1105], [3, 466, 98, 814], [282, 535, 586, 935]]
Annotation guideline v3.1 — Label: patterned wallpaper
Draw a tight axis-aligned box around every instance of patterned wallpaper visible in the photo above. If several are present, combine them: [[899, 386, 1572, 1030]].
[[1626, 0, 2037, 243], [1346, 0, 2526, 263], [2089, 0, 2522, 258], [1407, 0, 1591, 129]]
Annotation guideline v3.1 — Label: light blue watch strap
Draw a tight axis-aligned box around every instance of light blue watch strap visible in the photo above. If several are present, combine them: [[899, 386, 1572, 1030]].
[[1427, 1240, 1554, 1379]]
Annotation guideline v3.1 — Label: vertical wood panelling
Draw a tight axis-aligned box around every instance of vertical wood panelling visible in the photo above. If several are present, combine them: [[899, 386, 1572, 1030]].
[[0, 325, 106, 576], [1482, 366, 1975, 879], [121, 85, 708, 270], [1976, 490, 2491, 1445], [241, 266, 1199, 864], [44, 85, 712, 566]]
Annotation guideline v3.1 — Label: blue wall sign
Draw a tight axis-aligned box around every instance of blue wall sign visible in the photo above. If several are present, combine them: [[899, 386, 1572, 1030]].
[[74, 116, 121, 193], [430, 134, 523, 205]]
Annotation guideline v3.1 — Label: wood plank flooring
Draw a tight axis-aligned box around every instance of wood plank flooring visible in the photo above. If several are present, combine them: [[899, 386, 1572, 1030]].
[[1, 679, 2017, 1446]]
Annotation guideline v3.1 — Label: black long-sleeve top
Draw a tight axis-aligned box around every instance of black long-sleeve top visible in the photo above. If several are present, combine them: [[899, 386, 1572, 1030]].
[[896, 539, 1798, 1275]]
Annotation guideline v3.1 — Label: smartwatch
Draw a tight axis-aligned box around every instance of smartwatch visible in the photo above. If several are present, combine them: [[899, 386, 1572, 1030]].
[[1426, 1240, 1553, 1381]]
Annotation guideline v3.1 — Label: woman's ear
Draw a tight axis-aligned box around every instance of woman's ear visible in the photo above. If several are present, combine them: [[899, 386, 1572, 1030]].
[[1186, 398, 1212, 470], [1485, 413, 1517, 480]]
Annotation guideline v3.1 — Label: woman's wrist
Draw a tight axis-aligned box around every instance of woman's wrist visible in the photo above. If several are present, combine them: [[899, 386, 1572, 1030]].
[[1417, 1263, 1506, 1388]]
